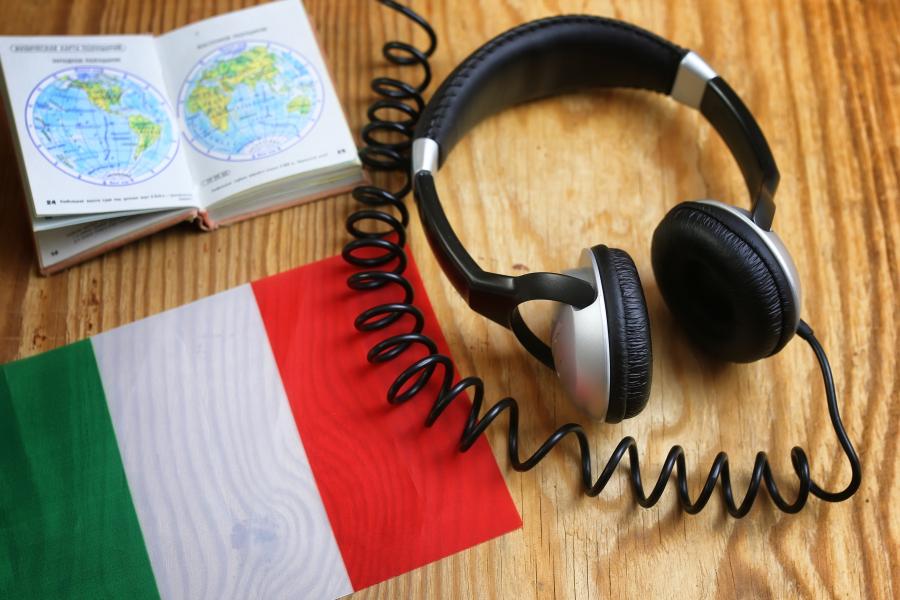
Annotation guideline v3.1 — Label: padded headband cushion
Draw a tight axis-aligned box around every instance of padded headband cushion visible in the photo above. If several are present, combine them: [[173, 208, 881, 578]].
[[592, 245, 653, 422], [651, 202, 797, 362], [415, 15, 687, 161]]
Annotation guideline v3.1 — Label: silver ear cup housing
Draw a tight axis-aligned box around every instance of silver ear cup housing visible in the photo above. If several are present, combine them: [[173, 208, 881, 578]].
[[550, 249, 611, 420]]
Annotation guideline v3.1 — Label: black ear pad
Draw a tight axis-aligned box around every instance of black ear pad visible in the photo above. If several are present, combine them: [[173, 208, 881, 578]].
[[592, 245, 653, 422], [651, 202, 797, 362]]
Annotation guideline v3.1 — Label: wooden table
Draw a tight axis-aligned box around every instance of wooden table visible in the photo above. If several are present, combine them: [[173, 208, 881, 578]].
[[1, 1, 897, 598]]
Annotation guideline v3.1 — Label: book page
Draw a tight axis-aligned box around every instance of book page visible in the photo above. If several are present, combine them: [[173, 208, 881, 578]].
[[0, 36, 197, 217], [32, 208, 166, 232], [34, 208, 195, 273], [156, 0, 359, 208]]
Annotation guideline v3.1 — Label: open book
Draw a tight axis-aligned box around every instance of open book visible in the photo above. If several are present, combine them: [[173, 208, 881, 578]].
[[0, 0, 363, 274]]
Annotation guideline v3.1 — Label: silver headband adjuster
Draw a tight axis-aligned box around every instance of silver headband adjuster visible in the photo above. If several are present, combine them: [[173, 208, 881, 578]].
[[411, 138, 439, 176], [670, 51, 718, 109]]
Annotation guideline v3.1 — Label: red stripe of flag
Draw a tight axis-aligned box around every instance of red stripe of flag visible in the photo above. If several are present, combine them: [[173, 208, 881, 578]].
[[251, 255, 521, 591]]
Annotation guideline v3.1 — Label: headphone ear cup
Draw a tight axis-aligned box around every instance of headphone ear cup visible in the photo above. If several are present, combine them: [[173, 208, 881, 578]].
[[592, 245, 653, 422], [651, 201, 799, 362]]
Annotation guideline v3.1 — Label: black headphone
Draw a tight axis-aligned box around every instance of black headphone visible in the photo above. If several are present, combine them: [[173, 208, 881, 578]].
[[410, 15, 801, 422], [346, 5, 859, 516]]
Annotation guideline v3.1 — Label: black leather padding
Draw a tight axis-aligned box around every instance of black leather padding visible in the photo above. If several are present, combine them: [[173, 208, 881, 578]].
[[414, 15, 686, 162], [592, 245, 653, 422], [651, 202, 797, 362]]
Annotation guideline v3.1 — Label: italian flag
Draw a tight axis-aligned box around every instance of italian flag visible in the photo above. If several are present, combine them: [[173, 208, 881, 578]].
[[1, 255, 521, 599]]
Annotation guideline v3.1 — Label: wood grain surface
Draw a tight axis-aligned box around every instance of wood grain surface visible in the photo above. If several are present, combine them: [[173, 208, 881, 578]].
[[0, 0, 897, 598]]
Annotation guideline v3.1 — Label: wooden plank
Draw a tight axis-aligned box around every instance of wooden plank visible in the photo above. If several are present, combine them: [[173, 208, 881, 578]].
[[0, 0, 897, 597]]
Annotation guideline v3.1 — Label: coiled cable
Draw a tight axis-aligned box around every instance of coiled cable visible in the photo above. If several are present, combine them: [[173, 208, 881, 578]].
[[342, 0, 861, 517]]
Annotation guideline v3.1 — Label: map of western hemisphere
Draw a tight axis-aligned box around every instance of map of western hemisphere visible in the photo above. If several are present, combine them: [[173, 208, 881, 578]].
[[26, 67, 179, 187], [179, 41, 324, 161]]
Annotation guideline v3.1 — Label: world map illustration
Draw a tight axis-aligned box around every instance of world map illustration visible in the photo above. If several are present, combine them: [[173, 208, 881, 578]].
[[179, 41, 324, 161], [26, 67, 178, 186]]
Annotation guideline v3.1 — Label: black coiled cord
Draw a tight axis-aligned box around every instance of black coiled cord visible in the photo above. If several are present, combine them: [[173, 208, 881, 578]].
[[342, 0, 861, 517]]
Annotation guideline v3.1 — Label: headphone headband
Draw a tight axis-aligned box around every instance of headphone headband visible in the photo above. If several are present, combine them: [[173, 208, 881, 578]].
[[411, 15, 781, 361]]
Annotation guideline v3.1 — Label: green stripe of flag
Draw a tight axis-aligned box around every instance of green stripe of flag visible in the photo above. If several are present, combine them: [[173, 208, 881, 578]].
[[0, 340, 159, 600]]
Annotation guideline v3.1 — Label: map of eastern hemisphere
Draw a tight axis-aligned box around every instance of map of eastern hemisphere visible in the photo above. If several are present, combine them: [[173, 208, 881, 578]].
[[179, 41, 324, 161], [26, 67, 178, 186]]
